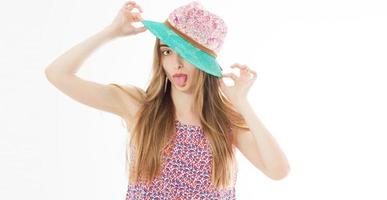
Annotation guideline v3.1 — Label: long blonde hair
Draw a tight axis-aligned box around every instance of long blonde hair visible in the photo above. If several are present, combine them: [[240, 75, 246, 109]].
[[124, 38, 250, 189]]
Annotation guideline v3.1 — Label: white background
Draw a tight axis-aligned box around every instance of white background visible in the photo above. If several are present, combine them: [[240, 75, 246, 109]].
[[1, 0, 386, 199]]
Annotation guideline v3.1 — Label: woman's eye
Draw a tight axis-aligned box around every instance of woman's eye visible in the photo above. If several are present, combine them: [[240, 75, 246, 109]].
[[162, 49, 172, 56]]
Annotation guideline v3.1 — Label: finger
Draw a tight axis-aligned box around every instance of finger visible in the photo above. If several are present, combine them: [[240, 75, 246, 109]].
[[242, 67, 257, 79], [135, 26, 147, 34], [231, 62, 242, 66], [231, 64, 247, 70], [230, 63, 243, 68], [124, 1, 136, 6], [249, 69, 257, 76], [222, 73, 238, 81], [231, 64, 248, 74], [241, 65, 250, 73], [250, 70, 258, 79], [235, 64, 252, 75], [125, 3, 142, 13], [123, 1, 136, 10], [132, 12, 144, 21], [124, 4, 136, 11], [136, 4, 143, 12]]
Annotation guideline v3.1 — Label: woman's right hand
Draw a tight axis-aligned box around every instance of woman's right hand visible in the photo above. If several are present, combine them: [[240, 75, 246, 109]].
[[106, 1, 147, 38]]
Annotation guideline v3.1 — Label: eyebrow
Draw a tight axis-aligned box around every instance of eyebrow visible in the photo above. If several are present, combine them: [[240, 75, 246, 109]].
[[159, 44, 169, 48]]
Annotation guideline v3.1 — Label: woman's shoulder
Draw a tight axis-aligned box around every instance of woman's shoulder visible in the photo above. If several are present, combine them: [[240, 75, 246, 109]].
[[109, 83, 146, 101]]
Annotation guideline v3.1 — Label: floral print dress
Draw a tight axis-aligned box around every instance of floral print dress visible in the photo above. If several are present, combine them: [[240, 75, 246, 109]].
[[125, 120, 238, 200]]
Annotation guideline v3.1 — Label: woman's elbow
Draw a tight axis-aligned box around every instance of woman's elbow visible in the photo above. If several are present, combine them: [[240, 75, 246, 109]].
[[268, 165, 290, 180]]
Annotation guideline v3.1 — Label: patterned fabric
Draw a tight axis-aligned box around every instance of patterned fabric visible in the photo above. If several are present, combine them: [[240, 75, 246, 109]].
[[125, 120, 238, 200], [167, 1, 228, 54]]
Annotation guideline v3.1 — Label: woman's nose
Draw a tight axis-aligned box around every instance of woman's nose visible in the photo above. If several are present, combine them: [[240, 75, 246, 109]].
[[176, 55, 184, 69]]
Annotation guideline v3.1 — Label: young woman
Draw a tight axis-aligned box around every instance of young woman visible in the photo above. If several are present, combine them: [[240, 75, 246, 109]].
[[45, 1, 290, 199]]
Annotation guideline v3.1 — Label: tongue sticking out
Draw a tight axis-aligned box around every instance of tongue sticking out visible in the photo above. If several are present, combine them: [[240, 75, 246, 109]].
[[173, 75, 187, 87]]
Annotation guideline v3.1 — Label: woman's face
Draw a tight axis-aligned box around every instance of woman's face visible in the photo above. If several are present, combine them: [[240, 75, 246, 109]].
[[159, 40, 198, 93]]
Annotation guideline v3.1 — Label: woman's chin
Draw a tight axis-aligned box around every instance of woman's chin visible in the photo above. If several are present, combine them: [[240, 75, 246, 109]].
[[172, 82, 193, 92], [173, 83, 187, 89]]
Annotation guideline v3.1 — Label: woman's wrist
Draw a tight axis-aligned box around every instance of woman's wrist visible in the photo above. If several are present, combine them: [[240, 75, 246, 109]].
[[100, 25, 120, 41]]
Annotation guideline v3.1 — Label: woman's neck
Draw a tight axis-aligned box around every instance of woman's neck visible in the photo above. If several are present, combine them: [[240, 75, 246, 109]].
[[171, 86, 201, 124]]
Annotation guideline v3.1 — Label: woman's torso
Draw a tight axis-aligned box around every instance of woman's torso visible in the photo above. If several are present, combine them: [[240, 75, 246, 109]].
[[125, 119, 238, 200]]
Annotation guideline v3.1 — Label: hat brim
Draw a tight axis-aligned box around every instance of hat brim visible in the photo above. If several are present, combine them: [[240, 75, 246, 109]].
[[141, 20, 223, 78]]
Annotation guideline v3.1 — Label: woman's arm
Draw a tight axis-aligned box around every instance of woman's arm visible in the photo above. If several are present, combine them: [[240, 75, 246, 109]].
[[45, 1, 146, 118], [45, 27, 116, 75], [220, 63, 290, 180], [234, 99, 290, 180]]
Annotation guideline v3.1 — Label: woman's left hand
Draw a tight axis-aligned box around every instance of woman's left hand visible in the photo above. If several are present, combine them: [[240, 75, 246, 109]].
[[219, 63, 257, 108]]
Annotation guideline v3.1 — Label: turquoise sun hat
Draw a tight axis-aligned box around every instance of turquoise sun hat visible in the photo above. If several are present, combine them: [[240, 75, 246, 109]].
[[140, 1, 227, 78]]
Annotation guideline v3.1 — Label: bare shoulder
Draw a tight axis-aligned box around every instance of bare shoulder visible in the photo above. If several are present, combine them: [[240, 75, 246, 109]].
[[109, 83, 145, 131]]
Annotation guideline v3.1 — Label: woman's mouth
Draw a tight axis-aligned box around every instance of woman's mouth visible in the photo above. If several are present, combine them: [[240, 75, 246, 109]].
[[172, 73, 188, 87]]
